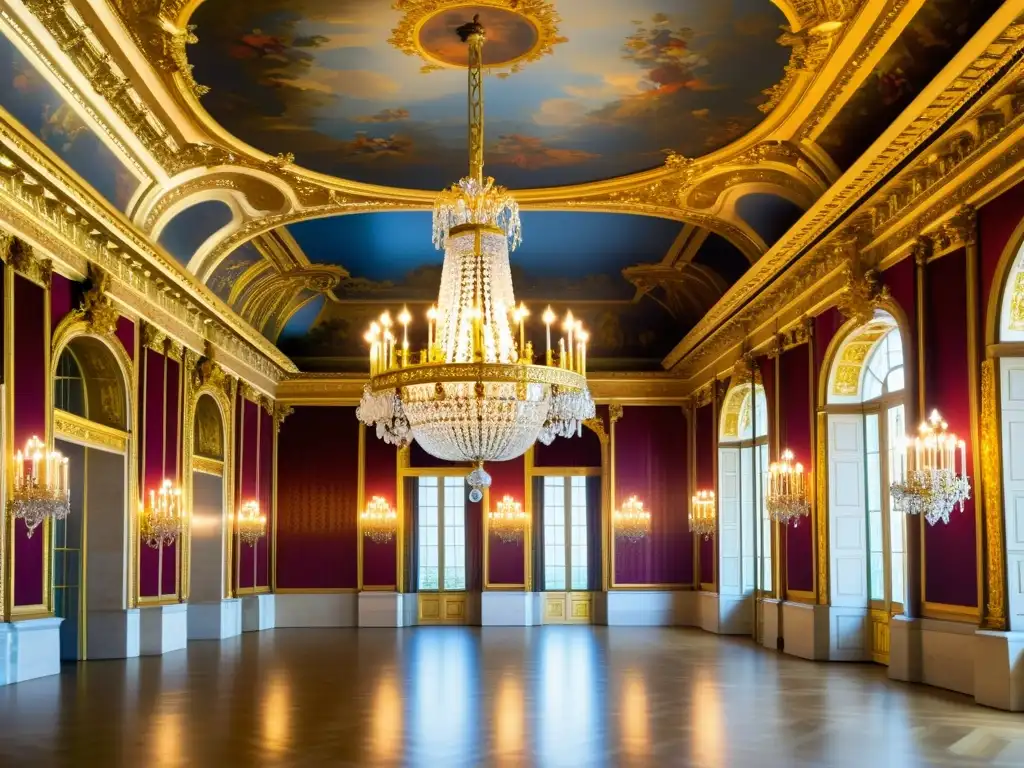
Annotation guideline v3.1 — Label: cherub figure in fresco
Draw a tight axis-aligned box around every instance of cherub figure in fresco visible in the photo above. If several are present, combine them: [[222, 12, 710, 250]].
[[40, 103, 87, 153], [230, 29, 288, 60]]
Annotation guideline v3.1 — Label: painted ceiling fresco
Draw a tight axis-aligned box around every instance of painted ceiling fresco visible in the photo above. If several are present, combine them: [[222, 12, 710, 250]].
[[188, 0, 790, 190], [0, 33, 139, 211], [260, 210, 747, 371], [817, 0, 1001, 170]]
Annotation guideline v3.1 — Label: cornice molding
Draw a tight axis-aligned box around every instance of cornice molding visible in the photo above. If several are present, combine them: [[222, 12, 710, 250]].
[[667, 8, 1024, 383]]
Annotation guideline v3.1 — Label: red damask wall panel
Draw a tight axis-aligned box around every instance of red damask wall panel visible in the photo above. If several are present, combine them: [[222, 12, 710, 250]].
[[613, 406, 691, 585], [276, 407, 358, 589], [13, 275, 47, 607], [777, 346, 814, 593], [923, 250, 978, 608], [487, 455, 525, 586], [363, 427, 398, 588], [258, 407, 273, 588], [235, 395, 266, 591], [534, 422, 602, 467], [695, 403, 715, 586]]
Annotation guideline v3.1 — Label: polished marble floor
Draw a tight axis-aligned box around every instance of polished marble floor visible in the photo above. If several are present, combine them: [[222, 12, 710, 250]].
[[0, 627, 1023, 767]]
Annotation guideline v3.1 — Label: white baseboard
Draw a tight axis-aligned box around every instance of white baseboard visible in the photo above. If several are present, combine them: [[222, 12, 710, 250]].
[[783, 602, 830, 660], [358, 592, 407, 627], [481, 591, 537, 626], [605, 591, 696, 626], [974, 630, 1024, 711], [0, 618, 63, 685], [140, 604, 188, 655], [274, 593, 357, 627], [188, 599, 242, 640], [87, 609, 140, 659], [760, 598, 781, 651], [242, 594, 276, 632]]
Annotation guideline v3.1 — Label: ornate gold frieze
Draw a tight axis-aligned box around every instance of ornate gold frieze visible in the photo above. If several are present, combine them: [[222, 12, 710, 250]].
[[54, 409, 129, 453], [273, 404, 294, 433], [979, 359, 1007, 630], [670, 14, 1024, 379], [835, 257, 890, 326], [0, 114, 295, 382], [761, 20, 846, 114]]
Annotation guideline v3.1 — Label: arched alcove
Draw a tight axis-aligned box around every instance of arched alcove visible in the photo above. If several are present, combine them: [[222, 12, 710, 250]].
[[821, 309, 907, 663], [717, 381, 769, 636], [51, 327, 133, 661]]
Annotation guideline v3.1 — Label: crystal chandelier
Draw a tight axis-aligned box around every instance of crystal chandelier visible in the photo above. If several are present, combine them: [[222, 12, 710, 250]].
[[140, 478, 183, 549], [237, 499, 267, 547], [8, 436, 70, 537], [890, 409, 970, 526], [690, 489, 716, 540], [357, 15, 595, 503], [614, 495, 651, 543], [489, 495, 528, 544], [766, 449, 810, 525], [361, 495, 398, 544]]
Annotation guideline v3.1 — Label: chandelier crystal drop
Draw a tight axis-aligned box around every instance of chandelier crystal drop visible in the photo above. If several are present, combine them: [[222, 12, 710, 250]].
[[8, 436, 70, 537], [689, 489, 716, 540], [489, 495, 528, 544], [140, 478, 183, 549], [614, 495, 651, 543], [361, 496, 398, 544], [237, 499, 267, 547], [357, 15, 595, 498], [765, 449, 810, 525], [890, 409, 970, 526]]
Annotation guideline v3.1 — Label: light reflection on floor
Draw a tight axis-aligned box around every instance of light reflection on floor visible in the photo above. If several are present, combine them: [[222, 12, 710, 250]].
[[1, 627, 1023, 766]]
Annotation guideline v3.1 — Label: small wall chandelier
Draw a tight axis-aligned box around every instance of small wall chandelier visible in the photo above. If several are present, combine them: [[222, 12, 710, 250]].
[[237, 499, 267, 547], [890, 409, 970, 526], [614, 495, 651, 542], [766, 449, 810, 525], [361, 496, 398, 544], [488, 495, 528, 544], [140, 478, 183, 549], [8, 436, 69, 537], [689, 489, 716, 540]]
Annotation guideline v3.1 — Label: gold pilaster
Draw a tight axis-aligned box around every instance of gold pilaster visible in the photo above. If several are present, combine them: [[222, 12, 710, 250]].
[[980, 359, 1008, 630], [357, 423, 365, 591], [607, 404, 623, 590]]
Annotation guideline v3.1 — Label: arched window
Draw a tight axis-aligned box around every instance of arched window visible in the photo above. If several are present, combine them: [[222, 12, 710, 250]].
[[718, 382, 771, 636], [823, 310, 906, 663]]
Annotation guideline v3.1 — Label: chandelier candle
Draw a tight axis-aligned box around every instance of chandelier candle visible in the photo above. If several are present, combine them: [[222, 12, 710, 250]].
[[489, 495, 528, 544], [614, 495, 651, 542], [690, 489, 716, 539], [357, 15, 595, 503], [361, 496, 398, 544]]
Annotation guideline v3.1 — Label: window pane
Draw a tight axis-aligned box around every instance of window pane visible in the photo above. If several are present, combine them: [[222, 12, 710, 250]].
[[544, 478, 566, 590], [570, 477, 588, 590], [418, 477, 440, 591], [887, 404, 906, 606], [865, 414, 883, 602], [886, 367, 904, 394], [443, 478, 466, 591], [757, 443, 771, 593]]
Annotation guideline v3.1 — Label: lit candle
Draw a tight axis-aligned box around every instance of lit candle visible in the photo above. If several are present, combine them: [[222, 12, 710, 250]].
[[61, 457, 68, 495], [958, 439, 966, 478], [15, 450, 23, 491], [427, 305, 437, 356], [398, 307, 411, 366], [559, 338, 566, 368], [543, 307, 555, 366], [517, 302, 529, 359], [578, 330, 588, 375], [564, 312, 575, 371]]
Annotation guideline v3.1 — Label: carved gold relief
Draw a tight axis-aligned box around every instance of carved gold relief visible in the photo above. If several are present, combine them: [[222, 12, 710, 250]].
[[980, 359, 1007, 630], [54, 410, 129, 453]]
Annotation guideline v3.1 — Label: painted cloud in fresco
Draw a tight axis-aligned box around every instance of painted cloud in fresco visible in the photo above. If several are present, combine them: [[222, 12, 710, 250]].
[[188, 0, 789, 189]]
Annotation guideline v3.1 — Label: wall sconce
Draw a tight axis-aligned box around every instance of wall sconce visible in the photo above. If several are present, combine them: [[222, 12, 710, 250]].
[[689, 489, 716, 539], [890, 409, 970, 526], [236, 499, 267, 547], [361, 496, 397, 544], [614, 495, 650, 542], [488, 495, 528, 544], [9, 436, 69, 537], [766, 449, 810, 525]]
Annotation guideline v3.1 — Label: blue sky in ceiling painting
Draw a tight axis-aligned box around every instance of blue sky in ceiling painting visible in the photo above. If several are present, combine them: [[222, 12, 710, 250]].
[[735, 193, 805, 248], [287, 211, 683, 301], [157, 200, 234, 266], [274, 210, 744, 371], [0, 32, 139, 211]]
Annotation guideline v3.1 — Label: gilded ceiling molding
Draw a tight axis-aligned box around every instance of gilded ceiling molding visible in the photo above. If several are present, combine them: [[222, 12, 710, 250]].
[[272, 403, 293, 433], [835, 255, 891, 327], [799, 0, 920, 141], [10, 1, 175, 176], [141, 320, 184, 361], [188, 342, 235, 405], [0, 112, 297, 384], [666, 11, 1024, 379], [236, 265, 343, 340]]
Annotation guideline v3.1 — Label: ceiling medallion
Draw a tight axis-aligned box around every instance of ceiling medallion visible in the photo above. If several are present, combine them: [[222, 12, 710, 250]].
[[389, 0, 565, 77], [358, 15, 595, 502]]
